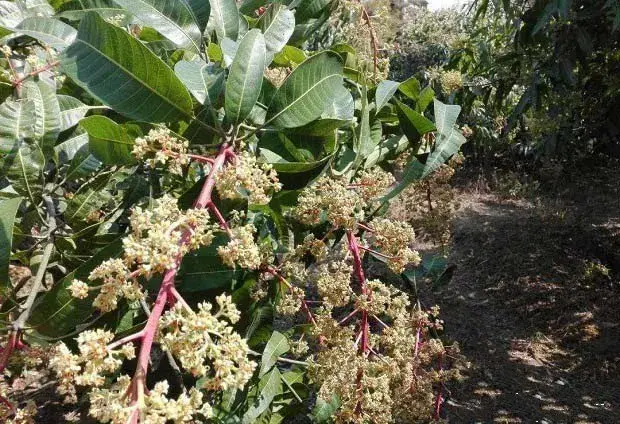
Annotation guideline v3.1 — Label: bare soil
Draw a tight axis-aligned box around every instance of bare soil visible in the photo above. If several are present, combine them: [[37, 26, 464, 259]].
[[428, 164, 620, 423]]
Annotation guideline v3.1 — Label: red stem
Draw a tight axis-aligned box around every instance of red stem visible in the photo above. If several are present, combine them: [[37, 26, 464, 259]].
[[12, 60, 60, 87], [433, 351, 444, 421], [123, 144, 232, 419], [0, 332, 19, 373]]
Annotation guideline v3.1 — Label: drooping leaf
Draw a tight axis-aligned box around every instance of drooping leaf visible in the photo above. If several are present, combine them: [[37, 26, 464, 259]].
[[220, 36, 238, 68], [243, 368, 283, 424], [354, 85, 373, 163], [27, 239, 123, 337], [183, 0, 210, 34], [16, 17, 77, 50], [22, 80, 61, 154], [399, 76, 421, 100], [0, 99, 36, 154], [61, 12, 193, 123], [80, 115, 139, 165], [57, 95, 103, 132], [65, 150, 102, 181], [55, 0, 126, 21], [259, 3, 295, 64], [1, 144, 45, 203], [0, 196, 22, 289], [113, 0, 202, 52], [64, 171, 114, 229], [174, 60, 225, 106], [422, 100, 466, 178], [416, 85, 435, 113], [225, 29, 266, 124], [260, 331, 290, 376], [294, 0, 331, 22], [210, 0, 239, 41], [266, 51, 343, 128], [375, 80, 399, 112], [312, 394, 341, 423], [395, 99, 435, 146], [54, 128, 89, 163]]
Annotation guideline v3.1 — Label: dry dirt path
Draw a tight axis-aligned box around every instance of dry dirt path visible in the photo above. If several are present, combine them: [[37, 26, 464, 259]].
[[432, 168, 620, 423]]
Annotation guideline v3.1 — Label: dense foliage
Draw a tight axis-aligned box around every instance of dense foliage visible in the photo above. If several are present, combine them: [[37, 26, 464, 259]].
[[0, 1, 466, 423]]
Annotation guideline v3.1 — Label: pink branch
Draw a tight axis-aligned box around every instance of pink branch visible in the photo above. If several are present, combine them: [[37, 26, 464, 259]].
[[433, 351, 444, 421], [107, 331, 144, 351], [122, 144, 232, 420]]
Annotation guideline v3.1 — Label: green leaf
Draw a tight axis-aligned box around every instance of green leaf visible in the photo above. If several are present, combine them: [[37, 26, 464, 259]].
[[266, 51, 343, 128], [175, 60, 225, 106], [64, 171, 113, 228], [113, 0, 202, 52], [61, 12, 193, 123], [272, 45, 306, 67], [354, 85, 373, 162], [28, 239, 123, 337], [80, 115, 139, 165], [185, 0, 210, 33], [55, 0, 126, 21], [65, 150, 102, 181], [399, 77, 421, 100], [16, 17, 77, 50], [54, 127, 89, 163], [294, 0, 331, 22], [259, 3, 295, 64], [375, 80, 399, 112], [210, 0, 239, 41], [312, 394, 340, 423], [364, 135, 408, 168], [0, 99, 36, 154], [0, 197, 22, 289], [57, 95, 102, 131], [23, 80, 61, 154], [416, 85, 435, 113], [395, 99, 435, 146], [0, 1, 24, 28], [225, 29, 266, 124], [422, 100, 465, 178], [260, 331, 290, 376], [243, 368, 283, 424], [1, 144, 45, 202]]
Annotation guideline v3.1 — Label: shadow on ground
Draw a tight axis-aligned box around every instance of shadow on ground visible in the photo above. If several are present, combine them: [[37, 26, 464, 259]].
[[429, 166, 620, 423]]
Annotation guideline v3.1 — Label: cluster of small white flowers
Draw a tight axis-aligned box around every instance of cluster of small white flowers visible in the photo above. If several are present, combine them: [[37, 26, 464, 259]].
[[68, 195, 215, 311], [158, 296, 256, 390], [217, 224, 261, 269], [315, 259, 353, 307], [294, 176, 364, 229], [123, 195, 214, 274], [104, 14, 126, 27], [132, 128, 190, 175], [0, 45, 11, 56], [89, 375, 212, 424], [216, 152, 282, 204], [353, 167, 395, 202], [367, 218, 421, 273], [440, 70, 463, 93], [0, 400, 37, 424], [74, 258, 142, 312], [49, 329, 135, 403]]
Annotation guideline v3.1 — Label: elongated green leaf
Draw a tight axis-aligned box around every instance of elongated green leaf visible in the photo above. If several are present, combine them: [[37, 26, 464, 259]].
[[114, 0, 202, 52], [416, 85, 435, 113], [225, 29, 265, 124], [260, 331, 290, 376], [399, 76, 421, 100], [0, 197, 22, 288], [220, 36, 238, 68], [422, 100, 466, 178], [65, 150, 102, 181], [210, 0, 239, 41], [28, 239, 123, 336], [61, 12, 193, 123], [312, 394, 341, 423], [294, 0, 331, 22], [375, 80, 399, 112], [1, 144, 45, 202], [0, 99, 36, 154], [80, 115, 139, 165], [174, 60, 225, 105], [16, 17, 77, 50], [243, 368, 283, 424], [0, 1, 23, 28], [54, 128, 89, 163], [364, 135, 408, 168], [184, 0, 210, 33], [395, 99, 435, 146], [64, 171, 113, 228], [355, 85, 373, 162], [58, 95, 103, 131], [55, 0, 125, 20], [266, 51, 343, 128], [23, 80, 61, 154], [259, 3, 295, 64]]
